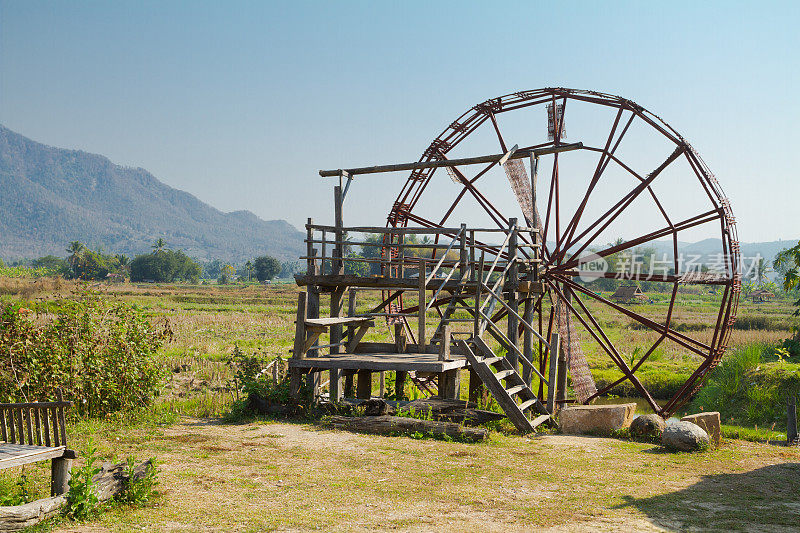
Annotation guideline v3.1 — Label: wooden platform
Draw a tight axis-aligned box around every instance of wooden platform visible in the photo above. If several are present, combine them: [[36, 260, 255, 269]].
[[0, 443, 66, 469], [288, 352, 469, 373]]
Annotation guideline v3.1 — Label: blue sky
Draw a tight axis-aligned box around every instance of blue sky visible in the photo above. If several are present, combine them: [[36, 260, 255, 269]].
[[1, 1, 797, 243]]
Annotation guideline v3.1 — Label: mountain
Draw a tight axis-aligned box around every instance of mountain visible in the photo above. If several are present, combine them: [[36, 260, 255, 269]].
[[0, 125, 305, 262]]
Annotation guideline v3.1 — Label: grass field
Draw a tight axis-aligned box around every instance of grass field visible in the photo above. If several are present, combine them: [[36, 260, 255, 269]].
[[1, 278, 799, 531]]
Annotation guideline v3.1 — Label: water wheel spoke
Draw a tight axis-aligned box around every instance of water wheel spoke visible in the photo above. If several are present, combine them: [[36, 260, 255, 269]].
[[551, 274, 712, 356], [553, 208, 723, 274], [557, 146, 686, 264], [546, 280, 661, 412]]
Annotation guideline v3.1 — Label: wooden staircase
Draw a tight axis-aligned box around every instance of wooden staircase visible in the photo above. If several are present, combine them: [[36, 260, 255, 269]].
[[457, 338, 551, 433]]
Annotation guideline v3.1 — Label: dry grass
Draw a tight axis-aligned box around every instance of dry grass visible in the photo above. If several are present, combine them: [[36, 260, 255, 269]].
[[45, 418, 800, 532]]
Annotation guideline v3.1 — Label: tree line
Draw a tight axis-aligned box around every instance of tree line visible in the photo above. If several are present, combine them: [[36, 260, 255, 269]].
[[0, 239, 292, 284]]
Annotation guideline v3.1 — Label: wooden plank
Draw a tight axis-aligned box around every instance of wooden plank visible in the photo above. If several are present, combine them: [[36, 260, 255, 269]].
[[325, 415, 488, 442], [16, 408, 24, 445], [24, 408, 33, 445], [531, 414, 551, 429], [329, 285, 345, 402], [506, 219, 519, 370], [0, 444, 66, 470], [418, 260, 427, 352], [505, 384, 525, 397], [0, 401, 71, 409], [494, 369, 516, 381], [291, 292, 307, 359], [33, 408, 42, 446], [56, 390, 67, 446], [42, 408, 51, 447], [288, 353, 469, 373], [295, 273, 482, 292], [50, 408, 59, 447], [458, 340, 534, 433], [438, 324, 451, 362], [318, 142, 584, 177], [346, 323, 371, 353], [305, 317, 373, 326]]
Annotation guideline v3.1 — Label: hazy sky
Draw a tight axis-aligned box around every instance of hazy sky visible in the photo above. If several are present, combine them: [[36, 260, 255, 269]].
[[1, 1, 797, 243]]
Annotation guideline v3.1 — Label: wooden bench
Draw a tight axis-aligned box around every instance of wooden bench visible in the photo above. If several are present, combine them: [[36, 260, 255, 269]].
[[0, 390, 75, 496]]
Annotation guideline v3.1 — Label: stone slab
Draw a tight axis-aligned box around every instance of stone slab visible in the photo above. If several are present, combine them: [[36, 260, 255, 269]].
[[681, 412, 721, 447], [559, 403, 637, 435]]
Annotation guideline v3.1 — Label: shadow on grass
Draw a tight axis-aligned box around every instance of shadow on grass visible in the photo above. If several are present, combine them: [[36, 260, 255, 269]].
[[616, 462, 800, 531]]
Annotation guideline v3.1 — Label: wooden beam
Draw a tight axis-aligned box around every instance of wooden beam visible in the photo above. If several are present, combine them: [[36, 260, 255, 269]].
[[418, 260, 427, 352], [318, 143, 584, 177]]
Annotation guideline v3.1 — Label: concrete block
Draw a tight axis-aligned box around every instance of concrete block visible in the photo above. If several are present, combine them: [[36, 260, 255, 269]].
[[681, 412, 721, 447], [559, 403, 637, 435]]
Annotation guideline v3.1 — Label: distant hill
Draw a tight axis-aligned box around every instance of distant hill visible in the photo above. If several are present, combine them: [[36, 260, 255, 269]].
[[0, 125, 304, 262]]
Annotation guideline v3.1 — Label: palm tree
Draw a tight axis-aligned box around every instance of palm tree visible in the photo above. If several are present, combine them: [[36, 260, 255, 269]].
[[752, 257, 771, 287], [244, 260, 253, 282], [66, 241, 85, 268], [152, 238, 167, 254]]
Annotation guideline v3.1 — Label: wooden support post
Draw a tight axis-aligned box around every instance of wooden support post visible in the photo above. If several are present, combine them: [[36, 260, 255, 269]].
[[344, 289, 357, 397], [438, 324, 451, 361], [329, 288, 344, 401], [356, 371, 373, 400], [506, 219, 519, 370], [398, 232, 405, 278], [51, 457, 72, 496], [459, 223, 467, 279], [290, 292, 307, 398], [547, 331, 560, 414], [469, 230, 476, 281], [522, 297, 533, 387], [306, 217, 316, 275], [343, 370, 355, 397], [439, 369, 461, 400], [469, 369, 487, 405], [474, 252, 484, 339], [379, 372, 386, 398], [418, 259, 427, 352], [395, 371, 408, 400], [788, 394, 798, 444], [394, 323, 407, 353], [333, 185, 344, 275]]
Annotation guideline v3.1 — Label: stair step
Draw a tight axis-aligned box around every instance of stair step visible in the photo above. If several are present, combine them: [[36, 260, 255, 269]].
[[480, 356, 503, 366], [531, 414, 551, 428], [494, 369, 515, 381], [518, 399, 538, 412], [505, 385, 525, 397]]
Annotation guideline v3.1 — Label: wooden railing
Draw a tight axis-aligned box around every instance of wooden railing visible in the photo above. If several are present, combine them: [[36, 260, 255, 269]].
[[0, 390, 70, 448], [301, 222, 540, 280]]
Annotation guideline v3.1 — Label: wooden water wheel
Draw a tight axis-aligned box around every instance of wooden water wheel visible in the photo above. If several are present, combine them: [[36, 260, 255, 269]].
[[383, 88, 740, 416]]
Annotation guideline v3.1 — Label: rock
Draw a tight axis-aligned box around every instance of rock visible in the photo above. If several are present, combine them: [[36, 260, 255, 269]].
[[681, 412, 721, 447], [630, 414, 666, 439], [559, 403, 637, 435], [362, 398, 394, 416], [662, 420, 710, 451]]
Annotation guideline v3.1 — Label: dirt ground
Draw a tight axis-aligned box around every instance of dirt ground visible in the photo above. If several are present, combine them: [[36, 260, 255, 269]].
[[48, 417, 800, 532]]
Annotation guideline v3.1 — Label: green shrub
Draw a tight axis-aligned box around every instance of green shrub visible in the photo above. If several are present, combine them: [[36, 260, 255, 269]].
[[0, 293, 168, 416]]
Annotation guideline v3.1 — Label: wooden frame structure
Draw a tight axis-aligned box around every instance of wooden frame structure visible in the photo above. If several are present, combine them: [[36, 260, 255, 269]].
[[289, 183, 556, 432]]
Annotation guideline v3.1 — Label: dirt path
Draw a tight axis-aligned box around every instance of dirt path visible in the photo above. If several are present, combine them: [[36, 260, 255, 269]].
[[54, 418, 800, 532]]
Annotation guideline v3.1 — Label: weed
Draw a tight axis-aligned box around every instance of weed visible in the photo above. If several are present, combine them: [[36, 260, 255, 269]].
[[118, 457, 159, 505], [65, 442, 101, 521]]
